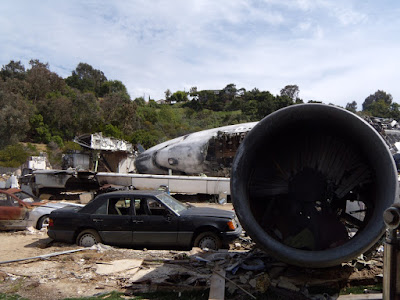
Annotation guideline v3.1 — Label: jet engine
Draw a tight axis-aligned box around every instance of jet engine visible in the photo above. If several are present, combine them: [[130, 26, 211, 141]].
[[231, 104, 398, 268]]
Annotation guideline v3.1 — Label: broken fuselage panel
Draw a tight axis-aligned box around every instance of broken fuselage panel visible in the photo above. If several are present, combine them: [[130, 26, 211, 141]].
[[135, 122, 257, 177]]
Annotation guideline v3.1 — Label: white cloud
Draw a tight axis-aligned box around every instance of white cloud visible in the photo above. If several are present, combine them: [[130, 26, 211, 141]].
[[0, 0, 400, 107]]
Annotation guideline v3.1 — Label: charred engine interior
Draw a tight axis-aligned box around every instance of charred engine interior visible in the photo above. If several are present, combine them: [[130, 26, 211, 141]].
[[231, 104, 398, 268], [205, 131, 248, 177], [250, 128, 373, 250]]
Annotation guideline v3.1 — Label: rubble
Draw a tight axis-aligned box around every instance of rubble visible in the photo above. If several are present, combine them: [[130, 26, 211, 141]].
[[0, 227, 386, 300]]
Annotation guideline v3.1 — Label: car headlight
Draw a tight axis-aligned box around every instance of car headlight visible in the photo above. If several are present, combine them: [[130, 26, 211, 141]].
[[227, 219, 237, 230]]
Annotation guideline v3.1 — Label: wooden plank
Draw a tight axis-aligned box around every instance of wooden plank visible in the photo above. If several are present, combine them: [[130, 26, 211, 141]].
[[209, 268, 226, 300]]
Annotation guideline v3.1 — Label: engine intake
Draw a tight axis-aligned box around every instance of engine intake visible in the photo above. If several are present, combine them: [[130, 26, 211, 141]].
[[231, 104, 398, 267]]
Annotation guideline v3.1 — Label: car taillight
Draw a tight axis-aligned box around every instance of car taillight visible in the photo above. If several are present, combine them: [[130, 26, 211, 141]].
[[48, 218, 54, 227], [227, 219, 237, 230]]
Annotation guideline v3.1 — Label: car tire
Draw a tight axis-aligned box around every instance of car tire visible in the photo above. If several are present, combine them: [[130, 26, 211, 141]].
[[194, 231, 222, 250], [76, 229, 102, 247], [36, 215, 50, 230]]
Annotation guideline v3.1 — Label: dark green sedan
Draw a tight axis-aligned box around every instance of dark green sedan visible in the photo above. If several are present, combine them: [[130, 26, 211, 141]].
[[48, 190, 241, 250]]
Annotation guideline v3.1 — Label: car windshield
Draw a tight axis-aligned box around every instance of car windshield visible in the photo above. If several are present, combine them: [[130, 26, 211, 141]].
[[156, 193, 187, 215], [13, 191, 40, 203]]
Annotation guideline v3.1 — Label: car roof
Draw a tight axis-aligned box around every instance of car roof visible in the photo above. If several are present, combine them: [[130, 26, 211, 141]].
[[0, 188, 21, 195], [82, 190, 166, 212]]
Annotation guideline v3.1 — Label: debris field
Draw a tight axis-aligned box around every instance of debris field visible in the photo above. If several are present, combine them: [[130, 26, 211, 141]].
[[0, 226, 384, 300]]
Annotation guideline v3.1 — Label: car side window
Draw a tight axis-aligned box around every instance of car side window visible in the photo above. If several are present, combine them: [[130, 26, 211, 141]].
[[93, 197, 131, 215], [148, 198, 169, 216], [134, 197, 170, 216], [134, 199, 142, 215], [0, 194, 18, 207], [93, 201, 107, 215], [134, 198, 150, 216], [113, 198, 131, 215]]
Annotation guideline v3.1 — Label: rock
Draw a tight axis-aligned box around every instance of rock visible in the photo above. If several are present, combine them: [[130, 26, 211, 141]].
[[96, 259, 143, 275], [249, 278, 257, 288], [256, 273, 270, 293]]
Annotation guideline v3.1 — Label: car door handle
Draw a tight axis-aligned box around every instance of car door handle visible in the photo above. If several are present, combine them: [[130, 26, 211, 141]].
[[132, 220, 144, 223], [93, 218, 103, 222]]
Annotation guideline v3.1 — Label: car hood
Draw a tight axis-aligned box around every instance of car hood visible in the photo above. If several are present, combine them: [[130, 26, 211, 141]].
[[179, 206, 235, 219], [34, 202, 83, 209], [50, 205, 83, 215]]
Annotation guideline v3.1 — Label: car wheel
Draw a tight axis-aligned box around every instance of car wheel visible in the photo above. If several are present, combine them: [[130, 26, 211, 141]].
[[194, 232, 222, 250], [36, 215, 50, 229], [76, 229, 102, 247]]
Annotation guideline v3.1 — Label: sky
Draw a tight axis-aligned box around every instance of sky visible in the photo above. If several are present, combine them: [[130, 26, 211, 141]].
[[1, 0, 400, 107]]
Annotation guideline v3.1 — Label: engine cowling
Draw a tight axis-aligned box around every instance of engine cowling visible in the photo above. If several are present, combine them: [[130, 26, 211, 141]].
[[231, 104, 398, 267]]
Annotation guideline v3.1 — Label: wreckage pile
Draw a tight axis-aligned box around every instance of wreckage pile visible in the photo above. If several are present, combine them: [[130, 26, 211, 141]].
[[0, 229, 384, 300]]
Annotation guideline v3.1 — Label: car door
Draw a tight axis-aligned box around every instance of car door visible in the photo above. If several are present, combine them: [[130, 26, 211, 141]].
[[132, 197, 178, 246], [0, 191, 29, 229], [89, 196, 133, 245]]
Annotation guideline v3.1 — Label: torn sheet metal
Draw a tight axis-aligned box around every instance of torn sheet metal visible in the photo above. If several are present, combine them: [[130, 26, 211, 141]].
[[19, 169, 99, 197], [135, 122, 257, 177], [23, 156, 51, 171], [74, 132, 134, 152]]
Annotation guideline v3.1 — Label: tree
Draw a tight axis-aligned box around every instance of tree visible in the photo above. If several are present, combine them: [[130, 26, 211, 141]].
[[65, 63, 107, 96], [102, 124, 123, 139], [242, 99, 258, 120], [362, 90, 393, 111], [365, 100, 391, 118], [280, 85, 299, 101], [220, 84, 237, 106], [275, 95, 294, 110], [0, 76, 30, 97], [253, 91, 276, 119], [170, 90, 188, 103], [130, 129, 160, 149], [0, 144, 38, 168], [390, 103, 400, 121], [72, 92, 102, 135], [100, 92, 138, 137], [37, 94, 74, 139], [133, 97, 146, 106], [28, 114, 51, 143], [0, 60, 26, 81], [164, 89, 171, 100], [221, 84, 237, 97], [0, 90, 32, 148], [189, 86, 198, 100], [182, 98, 203, 111], [98, 80, 129, 98], [345, 101, 357, 113], [26, 59, 65, 103]]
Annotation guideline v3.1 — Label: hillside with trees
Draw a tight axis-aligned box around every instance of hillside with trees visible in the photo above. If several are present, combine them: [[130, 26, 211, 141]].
[[0, 59, 399, 168]]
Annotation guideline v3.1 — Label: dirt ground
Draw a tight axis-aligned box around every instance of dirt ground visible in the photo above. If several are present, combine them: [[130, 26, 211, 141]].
[[0, 228, 217, 300], [0, 202, 385, 300], [0, 203, 236, 300]]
